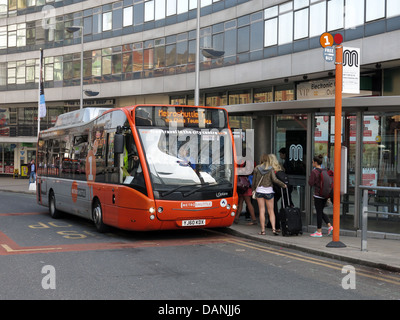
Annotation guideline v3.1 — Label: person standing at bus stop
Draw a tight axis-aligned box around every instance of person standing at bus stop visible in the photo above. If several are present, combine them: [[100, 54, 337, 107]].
[[308, 155, 333, 238], [252, 154, 287, 236]]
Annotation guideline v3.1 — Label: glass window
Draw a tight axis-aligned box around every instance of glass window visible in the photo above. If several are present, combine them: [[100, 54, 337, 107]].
[[84, 16, 93, 35], [0, 0, 7, 16], [264, 5, 278, 19], [92, 50, 101, 77], [224, 27, 236, 59], [310, 1, 326, 37], [144, 0, 154, 22], [366, 0, 384, 22], [294, 0, 308, 10], [103, 11, 112, 31], [112, 52, 122, 74], [155, 0, 165, 20], [345, 0, 364, 29], [229, 90, 251, 105], [113, 6, 123, 30], [54, 56, 63, 81], [0, 62, 6, 86], [387, 0, 400, 18], [0, 27, 6, 49], [250, 20, 263, 51], [294, 8, 308, 40], [8, 24, 17, 47], [7, 62, 16, 84], [44, 57, 54, 81], [275, 85, 295, 101], [279, 12, 293, 45], [177, 0, 187, 14], [133, 43, 143, 73], [327, 0, 343, 31], [93, 10, 102, 34], [166, 0, 176, 16], [102, 49, 112, 75], [254, 88, 273, 103], [26, 59, 36, 83], [237, 26, 249, 53], [123, 6, 133, 26], [264, 18, 277, 47], [16, 23, 26, 47], [16, 61, 25, 84]]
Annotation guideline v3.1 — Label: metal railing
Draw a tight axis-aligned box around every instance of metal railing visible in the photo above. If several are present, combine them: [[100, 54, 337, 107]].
[[360, 186, 400, 251]]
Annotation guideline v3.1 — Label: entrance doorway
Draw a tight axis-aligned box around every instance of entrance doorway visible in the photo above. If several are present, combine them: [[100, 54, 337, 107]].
[[274, 114, 308, 222]]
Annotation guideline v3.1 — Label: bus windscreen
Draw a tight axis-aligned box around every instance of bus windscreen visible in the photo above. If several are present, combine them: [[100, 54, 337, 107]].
[[135, 106, 233, 199]]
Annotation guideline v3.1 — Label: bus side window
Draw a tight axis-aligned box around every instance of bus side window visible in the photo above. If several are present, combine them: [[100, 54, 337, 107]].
[[73, 135, 88, 181], [106, 132, 119, 183], [48, 138, 60, 177], [122, 133, 146, 194]]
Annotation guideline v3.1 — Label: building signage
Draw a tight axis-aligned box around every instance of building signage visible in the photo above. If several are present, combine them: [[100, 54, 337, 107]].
[[297, 79, 335, 100], [342, 47, 360, 94]]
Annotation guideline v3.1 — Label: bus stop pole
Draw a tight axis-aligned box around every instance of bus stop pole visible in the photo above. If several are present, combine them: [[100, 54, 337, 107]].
[[327, 44, 346, 248]]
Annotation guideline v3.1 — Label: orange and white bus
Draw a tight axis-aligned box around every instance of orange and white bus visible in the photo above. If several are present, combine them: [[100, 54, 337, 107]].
[[36, 105, 238, 232]]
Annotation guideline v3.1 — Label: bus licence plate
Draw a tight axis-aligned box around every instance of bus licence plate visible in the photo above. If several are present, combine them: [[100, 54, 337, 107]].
[[182, 219, 206, 227]]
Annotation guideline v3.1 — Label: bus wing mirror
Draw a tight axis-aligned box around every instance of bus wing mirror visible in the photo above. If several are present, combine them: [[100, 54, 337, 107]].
[[114, 133, 124, 154]]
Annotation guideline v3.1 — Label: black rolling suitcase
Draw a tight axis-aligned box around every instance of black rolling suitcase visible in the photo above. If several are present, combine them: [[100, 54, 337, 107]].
[[279, 188, 302, 236]]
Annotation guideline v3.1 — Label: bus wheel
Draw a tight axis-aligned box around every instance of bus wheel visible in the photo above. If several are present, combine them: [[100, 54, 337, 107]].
[[49, 191, 62, 219], [92, 199, 108, 233]]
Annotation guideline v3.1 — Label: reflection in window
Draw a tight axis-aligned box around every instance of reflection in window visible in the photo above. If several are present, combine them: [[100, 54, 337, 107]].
[[310, 1, 326, 37]]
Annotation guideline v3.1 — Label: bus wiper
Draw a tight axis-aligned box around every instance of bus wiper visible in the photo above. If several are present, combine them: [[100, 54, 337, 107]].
[[160, 183, 203, 197], [183, 181, 232, 197]]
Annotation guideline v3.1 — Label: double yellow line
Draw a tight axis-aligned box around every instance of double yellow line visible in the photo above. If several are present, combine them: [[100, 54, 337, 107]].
[[227, 238, 400, 286]]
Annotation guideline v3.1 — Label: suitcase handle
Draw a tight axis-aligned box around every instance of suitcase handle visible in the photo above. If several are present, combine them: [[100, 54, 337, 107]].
[[280, 187, 290, 208]]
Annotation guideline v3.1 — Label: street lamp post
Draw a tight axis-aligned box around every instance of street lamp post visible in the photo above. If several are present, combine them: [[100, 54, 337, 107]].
[[66, 26, 83, 109], [194, 1, 224, 106], [66, 26, 99, 107], [194, 0, 201, 106]]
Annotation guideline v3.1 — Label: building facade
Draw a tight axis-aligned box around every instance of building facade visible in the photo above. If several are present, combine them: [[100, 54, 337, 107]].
[[1, 0, 400, 236]]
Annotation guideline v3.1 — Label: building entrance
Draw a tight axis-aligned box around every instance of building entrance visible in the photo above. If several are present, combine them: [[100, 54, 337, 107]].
[[274, 114, 308, 224]]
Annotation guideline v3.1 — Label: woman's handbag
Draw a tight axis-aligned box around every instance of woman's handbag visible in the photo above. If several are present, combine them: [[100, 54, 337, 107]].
[[252, 173, 265, 199]]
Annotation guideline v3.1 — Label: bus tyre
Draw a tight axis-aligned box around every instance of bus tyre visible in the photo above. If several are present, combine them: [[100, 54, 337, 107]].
[[49, 191, 62, 219], [92, 199, 108, 233]]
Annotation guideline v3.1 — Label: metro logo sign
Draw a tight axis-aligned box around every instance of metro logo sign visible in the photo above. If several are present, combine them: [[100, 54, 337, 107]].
[[342, 47, 360, 94]]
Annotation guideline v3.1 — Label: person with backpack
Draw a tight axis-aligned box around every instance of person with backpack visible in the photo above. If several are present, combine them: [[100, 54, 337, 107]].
[[308, 155, 333, 238], [234, 160, 257, 225]]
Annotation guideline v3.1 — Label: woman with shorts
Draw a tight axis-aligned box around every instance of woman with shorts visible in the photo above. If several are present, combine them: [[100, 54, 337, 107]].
[[252, 154, 287, 235]]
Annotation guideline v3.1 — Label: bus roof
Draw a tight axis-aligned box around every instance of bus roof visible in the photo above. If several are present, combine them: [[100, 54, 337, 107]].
[[53, 108, 110, 128]]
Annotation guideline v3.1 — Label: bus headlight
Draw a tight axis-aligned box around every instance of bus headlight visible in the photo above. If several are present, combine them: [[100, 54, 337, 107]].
[[149, 207, 156, 214], [231, 212, 235, 217], [232, 204, 237, 210], [149, 214, 155, 220]]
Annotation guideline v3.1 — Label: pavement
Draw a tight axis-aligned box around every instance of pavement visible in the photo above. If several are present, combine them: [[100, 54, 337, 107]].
[[1, 176, 400, 273]]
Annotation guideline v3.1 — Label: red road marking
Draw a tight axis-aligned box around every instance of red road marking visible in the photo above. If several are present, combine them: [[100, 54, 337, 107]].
[[0, 234, 230, 255], [0, 211, 231, 255], [0, 212, 45, 217]]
